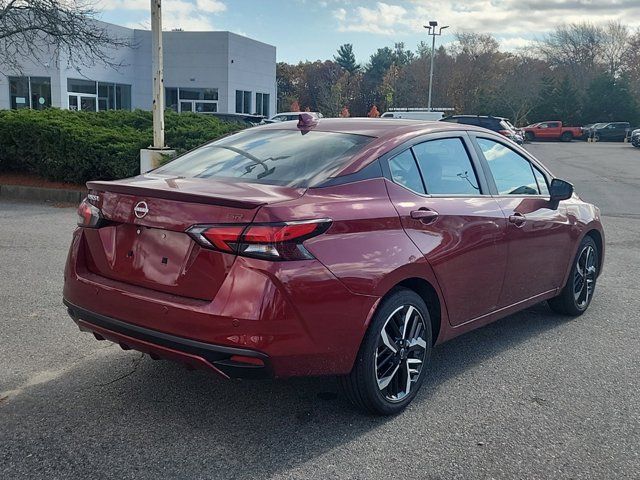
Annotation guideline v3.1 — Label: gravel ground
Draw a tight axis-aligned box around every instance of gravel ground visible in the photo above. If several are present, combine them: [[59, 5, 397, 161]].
[[0, 141, 638, 479]]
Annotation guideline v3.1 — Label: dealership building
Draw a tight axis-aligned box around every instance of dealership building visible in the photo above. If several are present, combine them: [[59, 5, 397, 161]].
[[0, 21, 276, 117]]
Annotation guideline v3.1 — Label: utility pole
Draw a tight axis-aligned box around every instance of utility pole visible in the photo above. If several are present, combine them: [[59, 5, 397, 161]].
[[151, 0, 165, 148], [424, 21, 449, 111], [141, 0, 175, 173]]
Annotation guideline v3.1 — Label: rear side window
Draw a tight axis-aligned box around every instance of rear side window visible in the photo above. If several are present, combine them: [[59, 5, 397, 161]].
[[389, 150, 425, 194], [154, 129, 372, 188], [412, 138, 480, 195], [476, 138, 541, 195], [480, 118, 500, 130]]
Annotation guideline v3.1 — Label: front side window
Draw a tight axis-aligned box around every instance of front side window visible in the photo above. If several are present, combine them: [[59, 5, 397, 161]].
[[389, 150, 425, 194], [477, 138, 541, 195], [154, 130, 372, 187], [412, 138, 480, 195]]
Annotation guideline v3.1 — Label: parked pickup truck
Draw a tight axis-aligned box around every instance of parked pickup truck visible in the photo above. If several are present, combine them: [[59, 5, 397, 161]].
[[522, 121, 583, 142]]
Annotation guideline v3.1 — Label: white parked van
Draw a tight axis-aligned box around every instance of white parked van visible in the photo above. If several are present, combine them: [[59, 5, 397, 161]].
[[381, 110, 445, 121]]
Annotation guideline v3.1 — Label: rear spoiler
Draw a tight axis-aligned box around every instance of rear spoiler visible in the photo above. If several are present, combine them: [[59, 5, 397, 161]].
[[86, 180, 266, 209]]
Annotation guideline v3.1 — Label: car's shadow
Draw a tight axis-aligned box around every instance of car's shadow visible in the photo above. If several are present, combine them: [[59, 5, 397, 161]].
[[2, 302, 569, 478]]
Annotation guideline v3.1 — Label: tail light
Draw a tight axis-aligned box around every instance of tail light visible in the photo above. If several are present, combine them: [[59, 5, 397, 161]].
[[187, 219, 332, 261], [77, 198, 104, 228]]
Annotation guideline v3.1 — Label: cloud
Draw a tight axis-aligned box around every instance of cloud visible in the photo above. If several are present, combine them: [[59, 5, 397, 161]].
[[99, 0, 226, 31], [333, 0, 640, 37], [333, 8, 347, 22], [337, 2, 410, 36], [196, 0, 227, 13]]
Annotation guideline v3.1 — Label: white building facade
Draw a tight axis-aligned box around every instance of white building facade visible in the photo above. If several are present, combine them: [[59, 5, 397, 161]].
[[0, 22, 276, 117]]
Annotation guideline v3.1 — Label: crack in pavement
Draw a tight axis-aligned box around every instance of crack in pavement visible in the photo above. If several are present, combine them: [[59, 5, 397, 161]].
[[90, 353, 145, 388]]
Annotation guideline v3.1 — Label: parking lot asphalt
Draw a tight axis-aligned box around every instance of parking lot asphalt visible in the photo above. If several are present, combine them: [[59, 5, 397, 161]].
[[1, 141, 638, 479]]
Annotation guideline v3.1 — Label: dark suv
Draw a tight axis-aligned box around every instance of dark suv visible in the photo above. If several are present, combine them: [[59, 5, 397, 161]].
[[589, 122, 631, 142], [440, 115, 523, 144]]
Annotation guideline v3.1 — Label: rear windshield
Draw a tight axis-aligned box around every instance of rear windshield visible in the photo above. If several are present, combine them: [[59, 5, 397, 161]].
[[154, 129, 373, 187]]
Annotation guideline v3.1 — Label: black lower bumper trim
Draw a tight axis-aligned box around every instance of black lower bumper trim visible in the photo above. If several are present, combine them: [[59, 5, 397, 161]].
[[63, 299, 271, 379]]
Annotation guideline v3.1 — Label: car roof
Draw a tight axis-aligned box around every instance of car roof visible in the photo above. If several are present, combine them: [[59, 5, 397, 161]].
[[253, 117, 501, 176], [445, 115, 508, 121], [256, 117, 469, 137], [272, 112, 319, 116]]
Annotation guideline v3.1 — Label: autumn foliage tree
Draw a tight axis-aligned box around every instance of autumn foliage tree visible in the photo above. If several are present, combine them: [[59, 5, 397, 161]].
[[276, 24, 640, 125]]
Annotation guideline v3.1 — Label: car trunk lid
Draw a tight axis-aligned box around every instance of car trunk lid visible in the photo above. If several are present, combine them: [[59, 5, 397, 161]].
[[81, 175, 304, 300]]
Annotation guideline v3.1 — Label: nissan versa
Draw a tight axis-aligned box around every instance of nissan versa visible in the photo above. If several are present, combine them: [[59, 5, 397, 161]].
[[63, 116, 604, 415]]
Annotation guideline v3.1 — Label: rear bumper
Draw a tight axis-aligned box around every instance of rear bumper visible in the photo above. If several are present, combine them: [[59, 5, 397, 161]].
[[65, 300, 272, 379]]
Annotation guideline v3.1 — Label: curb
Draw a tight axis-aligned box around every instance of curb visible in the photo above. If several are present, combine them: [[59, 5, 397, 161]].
[[0, 184, 86, 204]]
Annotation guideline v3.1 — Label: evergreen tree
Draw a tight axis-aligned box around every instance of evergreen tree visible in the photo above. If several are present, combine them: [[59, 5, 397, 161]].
[[334, 44, 359, 73], [582, 74, 639, 123], [551, 76, 581, 124]]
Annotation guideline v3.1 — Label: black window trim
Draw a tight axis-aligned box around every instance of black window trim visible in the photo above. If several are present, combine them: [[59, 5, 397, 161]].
[[379, 131, 491, 198], [468, 131, 553, 198]]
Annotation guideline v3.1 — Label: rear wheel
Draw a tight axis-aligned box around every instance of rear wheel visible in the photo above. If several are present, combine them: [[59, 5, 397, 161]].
[[548, 236, 599, 316], [561, 131, 573, 142], [339, 288, 432, 415], [525, 131, 535, 142]]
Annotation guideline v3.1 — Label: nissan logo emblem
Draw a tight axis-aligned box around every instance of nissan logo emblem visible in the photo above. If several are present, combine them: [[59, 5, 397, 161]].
[[134, 201, 149, 219]]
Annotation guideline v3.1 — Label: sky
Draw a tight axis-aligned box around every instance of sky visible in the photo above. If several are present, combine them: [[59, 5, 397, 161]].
[[96, 0, 640, 64]]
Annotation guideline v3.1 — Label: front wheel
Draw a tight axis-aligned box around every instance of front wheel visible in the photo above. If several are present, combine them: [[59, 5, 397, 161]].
[[548, 236, 599, 316], [339, 288, 432, 415], [525, 131, 535, 142]]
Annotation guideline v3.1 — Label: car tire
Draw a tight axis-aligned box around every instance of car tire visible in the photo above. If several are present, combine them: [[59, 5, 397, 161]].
[[561, 132, 573, 142], [525, 131, 535, 142], [548, 236, 599, 317], [594, 134, 600, 142], [339, 288, 433, 415]]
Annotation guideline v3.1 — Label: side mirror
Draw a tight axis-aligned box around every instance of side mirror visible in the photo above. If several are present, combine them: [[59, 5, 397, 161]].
[[549, 178, 573, 202]]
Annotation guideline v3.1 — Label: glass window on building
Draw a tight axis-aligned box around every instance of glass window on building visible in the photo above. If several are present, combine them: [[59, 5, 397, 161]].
[[166, 87, 179, 112], [167, 87, 218, 114], [97, 82, 131, 111], [98, 82, 116, 111], [115, 84, 131, 110], [9, 76, 51, 110], [30, 77, 51, 110], [67, 78, 97, 94], [256, 93, 270, 117], [9, 77, 29, 110], [236, 90, 252, 114]]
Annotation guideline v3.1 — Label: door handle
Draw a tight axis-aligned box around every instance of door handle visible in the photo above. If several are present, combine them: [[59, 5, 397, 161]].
[[509, 212, 526, 227], [410, 209, 438, 224]]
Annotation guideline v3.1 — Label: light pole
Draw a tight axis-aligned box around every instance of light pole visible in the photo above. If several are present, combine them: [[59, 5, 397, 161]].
[[140, 0, 175, 173], [424, 21, 449, 111], [151, 0, 165, 149]]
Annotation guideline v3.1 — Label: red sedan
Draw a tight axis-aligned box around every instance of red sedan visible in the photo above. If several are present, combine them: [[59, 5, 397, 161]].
[[64, 116, 604, 415]]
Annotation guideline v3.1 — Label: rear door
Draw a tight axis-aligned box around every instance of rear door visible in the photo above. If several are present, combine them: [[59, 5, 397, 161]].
[[383, 132, 508, 326], [470, 134, 573, 306]]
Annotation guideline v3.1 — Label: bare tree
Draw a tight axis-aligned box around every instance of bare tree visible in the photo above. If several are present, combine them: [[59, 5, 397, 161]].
[[0, 0, 133, 73], [601, 21, 630, 77], [537, 23, 604, 89]]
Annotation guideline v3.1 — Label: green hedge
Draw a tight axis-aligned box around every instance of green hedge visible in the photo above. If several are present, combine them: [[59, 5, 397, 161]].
[[0, 109, 243, 184]]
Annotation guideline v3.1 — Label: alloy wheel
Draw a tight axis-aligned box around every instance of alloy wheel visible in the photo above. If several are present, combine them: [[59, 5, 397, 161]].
[[374, 304, 428, 402], [573, 244, 597, 309]]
